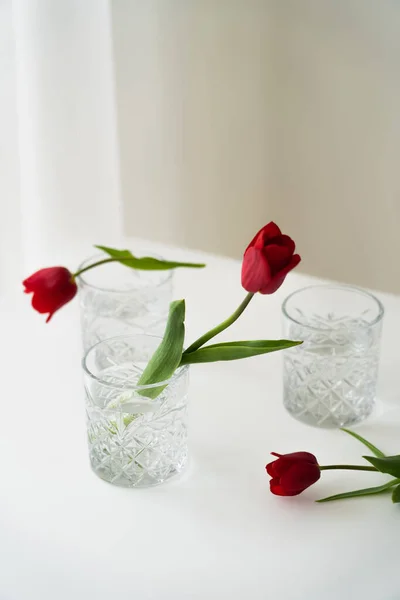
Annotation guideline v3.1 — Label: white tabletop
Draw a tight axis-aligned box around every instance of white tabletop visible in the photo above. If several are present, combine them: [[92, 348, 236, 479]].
[[2, 239, 400, 600]]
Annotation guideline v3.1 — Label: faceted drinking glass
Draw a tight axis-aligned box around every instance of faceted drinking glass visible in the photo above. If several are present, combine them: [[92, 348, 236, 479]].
[[77, 255, 173, 351], [83, 334, 189, 487], [282, 285, 384, 428]]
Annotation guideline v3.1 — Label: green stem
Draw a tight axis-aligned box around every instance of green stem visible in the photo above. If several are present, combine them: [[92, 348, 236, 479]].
[[319, 465, 378, 472], [73, 258, 116, 278], [183, 292, 255, 354]]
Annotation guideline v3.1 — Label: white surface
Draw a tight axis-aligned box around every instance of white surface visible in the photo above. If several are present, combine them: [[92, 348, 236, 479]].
[[2, 239, 400, 600]]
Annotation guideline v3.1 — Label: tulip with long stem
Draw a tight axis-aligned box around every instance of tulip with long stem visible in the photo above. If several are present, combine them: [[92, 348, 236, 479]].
[[137, 222, 302, 396], [23, 245, 205, 322], [266, 429, 400, 505]]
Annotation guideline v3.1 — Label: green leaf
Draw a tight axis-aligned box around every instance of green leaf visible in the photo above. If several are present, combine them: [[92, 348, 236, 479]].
[[317, 479, 400, 503], [340, 428, 385, 458], [392, 484, 400, 503], [137, 300, 185, 399], [363, 455, 400, 479], [95, 245, 205, 270], [179, 339, 302, 365]]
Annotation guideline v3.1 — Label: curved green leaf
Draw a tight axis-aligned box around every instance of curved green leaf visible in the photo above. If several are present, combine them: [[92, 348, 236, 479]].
[[96, 245, 205, 270], [392, 484, 400, 503], [341, 428, 385, 458], [363, 455, 400, 478], [317, 479, 400, 503], [180, 339, 302, 365], [137, 300, 185, 398]]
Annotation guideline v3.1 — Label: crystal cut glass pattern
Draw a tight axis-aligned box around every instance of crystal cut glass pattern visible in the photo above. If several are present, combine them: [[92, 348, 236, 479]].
[[282, 286, 384, 428], [83, 335, 189, 487], [78, 255, 173, 352]]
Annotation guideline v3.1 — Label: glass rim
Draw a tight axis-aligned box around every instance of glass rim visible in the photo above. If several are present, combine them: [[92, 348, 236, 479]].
[[281, 284, 385, 331], [82, 334, 189, 390], [76, 253, 173, 294]]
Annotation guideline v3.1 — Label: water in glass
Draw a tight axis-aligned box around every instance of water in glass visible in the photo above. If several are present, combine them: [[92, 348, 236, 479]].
[[83, 335, 189, 487]]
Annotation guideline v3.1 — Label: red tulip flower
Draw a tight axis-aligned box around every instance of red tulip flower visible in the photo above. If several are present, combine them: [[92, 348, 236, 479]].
[[266, 452, 321, 496], [241, 222, 301, 294], [23, 267, 77, 322]]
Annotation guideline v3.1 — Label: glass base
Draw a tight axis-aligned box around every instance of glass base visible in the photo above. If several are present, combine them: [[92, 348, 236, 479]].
[[283, 396, 375, 429], [90, 455, 188, 488], [87, 407, 188, 488]]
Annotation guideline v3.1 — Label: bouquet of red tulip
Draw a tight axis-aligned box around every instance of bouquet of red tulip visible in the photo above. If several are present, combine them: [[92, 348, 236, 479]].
[[266, 428, 400, 504], [23, 222, 302, 393]]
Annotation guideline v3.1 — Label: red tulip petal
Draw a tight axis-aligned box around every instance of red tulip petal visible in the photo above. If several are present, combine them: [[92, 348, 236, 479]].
[[28, 271, 77, 322], [31, 288, 73, 315], [266, 461, 279, 477], [266, 451, 317, 479], [263, 244, 292, 274], [44, 287, 76, 321], [241, 247, 272, 293], [266, 459, 291, 478], [23, 267, 72, 292], [30, 291, 53, 314], [272, 234, 295, 254], [271, 253, 301, 281], [251, 229, 269, 250], [279, 463, 321, 494], [259, 254, 301, 295], [269, 478, 302, 496], [23, 269, 52, 291], [245, 222, 282, 251], [262, 221, 282, 240], [23, 273, 44, 291], [269, 478, 286, 495]]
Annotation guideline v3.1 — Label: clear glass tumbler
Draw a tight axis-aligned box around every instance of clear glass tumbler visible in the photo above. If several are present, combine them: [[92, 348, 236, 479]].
[[77, 255, 173, 352], [282, 285, 384, 428], [83, 334, 190, 487]]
